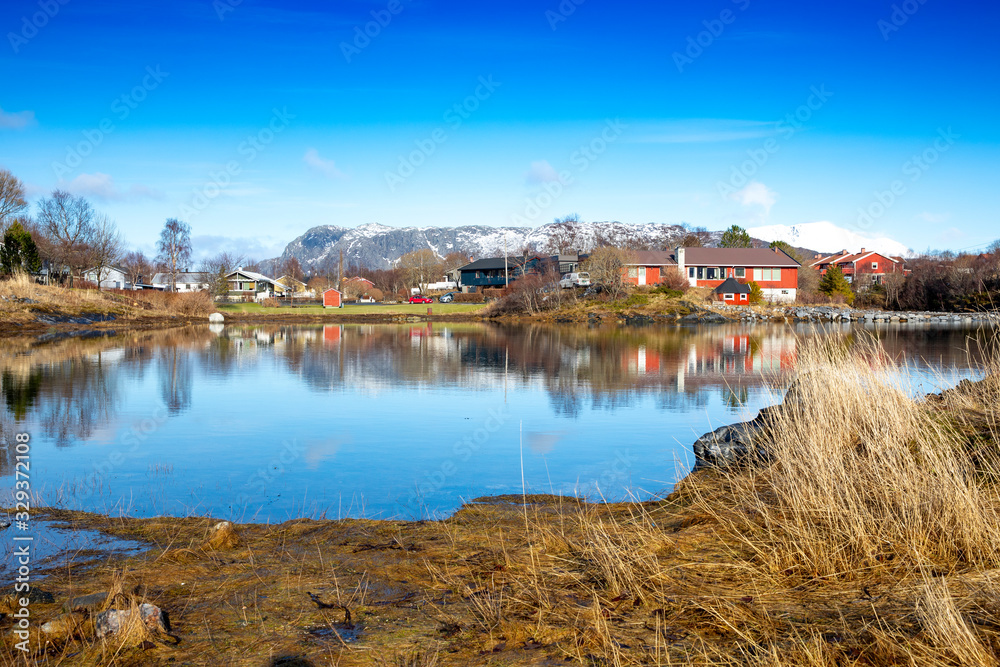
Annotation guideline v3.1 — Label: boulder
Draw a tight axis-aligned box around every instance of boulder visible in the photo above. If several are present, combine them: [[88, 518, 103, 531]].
[[692, 413, 772, 470], [208, 312, 225, 323], [41, 612, 91, 639], [203, 520, 240, 550], [95, 603, 169, 638]]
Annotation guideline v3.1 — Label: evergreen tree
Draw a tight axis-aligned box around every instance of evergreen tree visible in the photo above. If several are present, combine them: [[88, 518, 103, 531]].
[[1, 220, 41, 275], [818, 265, 855, 305], [720, 225, 752, 248], [748, 280, 764, 304]]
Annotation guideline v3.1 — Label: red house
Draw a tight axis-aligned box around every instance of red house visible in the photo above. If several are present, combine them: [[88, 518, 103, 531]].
[[323, 288, 343, 308], [621, 247, 800, 303], [679, 247, 799, 303], [810, 249, 909, 284]]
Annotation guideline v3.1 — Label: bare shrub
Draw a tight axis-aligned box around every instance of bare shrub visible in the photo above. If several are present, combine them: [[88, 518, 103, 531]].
[[692, 334, 1000, 578]]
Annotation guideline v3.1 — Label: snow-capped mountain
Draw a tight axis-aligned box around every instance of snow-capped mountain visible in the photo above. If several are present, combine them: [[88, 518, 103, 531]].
[[273, 221, 703, 270], [747, 221, 912, 258]]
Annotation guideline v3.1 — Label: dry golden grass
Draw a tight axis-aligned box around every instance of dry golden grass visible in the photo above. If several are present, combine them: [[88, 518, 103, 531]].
[[0, 272, 214, 326]]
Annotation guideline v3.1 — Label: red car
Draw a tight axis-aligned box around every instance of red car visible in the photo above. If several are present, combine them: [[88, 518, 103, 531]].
[[408, 295, 433, 304]]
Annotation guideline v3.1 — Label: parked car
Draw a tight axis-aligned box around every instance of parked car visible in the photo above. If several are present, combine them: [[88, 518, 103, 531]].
[[438, 292, 456, 303], [559, 272, 592, 289], [408, 295, 433, 304]]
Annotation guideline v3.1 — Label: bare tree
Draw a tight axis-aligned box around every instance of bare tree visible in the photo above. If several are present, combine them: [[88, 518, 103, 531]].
[[582, 246, 634, 300], [89, 215, 125, 289], [121, 250, 152, 288], [36, 190, 95, 286], [201, 250, 246, 299], [0, 169, 28, 233], [155, 218, 192, 292], [398, 249, 441, 293]]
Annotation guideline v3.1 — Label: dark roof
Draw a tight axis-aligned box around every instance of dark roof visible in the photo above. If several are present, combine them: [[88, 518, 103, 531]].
[[458, 257, 524, 272], [713, 277, 752, 294], [626, 251, 677, 266], [681, 247, 800, 267]]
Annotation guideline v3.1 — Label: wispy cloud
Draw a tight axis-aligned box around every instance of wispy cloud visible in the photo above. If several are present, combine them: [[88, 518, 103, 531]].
[[627, 119, 776, 144], [524, 159, 562, 185], [304, 148, 346, 179], [731, 181, 777, 216], [61, 172, 163, 201], [0, 107, 37, 130], [918, 211, 951, 224]]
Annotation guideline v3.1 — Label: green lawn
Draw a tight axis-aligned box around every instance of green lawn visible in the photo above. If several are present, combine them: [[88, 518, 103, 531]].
[[217, 302, 485, 316]]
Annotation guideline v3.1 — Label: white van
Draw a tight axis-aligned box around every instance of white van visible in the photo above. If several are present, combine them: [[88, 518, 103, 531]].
[[559, 272, 591, 289]]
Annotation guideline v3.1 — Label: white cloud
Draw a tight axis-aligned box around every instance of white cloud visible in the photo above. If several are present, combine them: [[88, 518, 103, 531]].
[[61, 172, 163, 201], [628, 119, 776, 144], [731, 181, 777, 215], [524, 160, 562, 185], [0, 107, 36, 130], [303, 148, 345, 179]]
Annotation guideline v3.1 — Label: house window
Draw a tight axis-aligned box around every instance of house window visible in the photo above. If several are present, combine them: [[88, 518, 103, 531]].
[[707, 267, 718, 280], [772, 268, 781, 281], [628, 267, 638, 278], [723, 293, 734, 300], [735, 267, 745, 278], [688, 267, 695, 278], [697, 267, 704, 279], [872, 262, 878, 269], [740, 293, 747, 301]]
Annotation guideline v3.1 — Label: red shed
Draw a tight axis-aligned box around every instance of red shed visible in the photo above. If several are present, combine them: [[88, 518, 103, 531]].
[[713, 277, 751, 306], [323, 288, 343, 308]]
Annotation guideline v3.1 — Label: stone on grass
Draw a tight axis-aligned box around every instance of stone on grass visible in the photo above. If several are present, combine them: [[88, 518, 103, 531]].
[[95, 603, 169, 638], [203, 520, 240, 550], [41, 611, 91, 639]]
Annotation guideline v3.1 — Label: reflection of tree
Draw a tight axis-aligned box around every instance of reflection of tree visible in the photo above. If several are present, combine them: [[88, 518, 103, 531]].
[[159, 347, 193, 415], [37, 359, 119, 447], [2, 370, 42, 419]]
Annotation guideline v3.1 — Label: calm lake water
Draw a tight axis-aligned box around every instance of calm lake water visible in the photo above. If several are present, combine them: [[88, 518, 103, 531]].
[[0, 322, 993, 522]]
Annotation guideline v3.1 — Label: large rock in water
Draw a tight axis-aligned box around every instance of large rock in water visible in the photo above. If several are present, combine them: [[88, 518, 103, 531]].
[[208, 312, 225, 323]]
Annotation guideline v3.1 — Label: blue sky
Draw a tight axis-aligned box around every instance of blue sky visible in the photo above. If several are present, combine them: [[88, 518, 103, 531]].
[[1, 0, 998, 260]]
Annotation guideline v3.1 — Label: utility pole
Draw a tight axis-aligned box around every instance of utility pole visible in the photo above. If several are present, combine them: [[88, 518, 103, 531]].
[[504, 230, 509, 287], [338, 249, 343, 291]]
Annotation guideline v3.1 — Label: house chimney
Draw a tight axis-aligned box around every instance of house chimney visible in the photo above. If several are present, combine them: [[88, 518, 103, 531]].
[[675, 246, 686, 281], [860, 248, 866, 254], [814, 254, 821, 259]]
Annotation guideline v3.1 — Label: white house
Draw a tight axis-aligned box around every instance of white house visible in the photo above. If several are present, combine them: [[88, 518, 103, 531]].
[[151, 271, 212, 292], [82, 266, 128, 290], [225, 269, 286, 301]]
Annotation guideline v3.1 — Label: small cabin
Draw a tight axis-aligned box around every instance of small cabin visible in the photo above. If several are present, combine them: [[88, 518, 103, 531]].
[[713, 277, 751, 305], [323, 288, 343, 308]]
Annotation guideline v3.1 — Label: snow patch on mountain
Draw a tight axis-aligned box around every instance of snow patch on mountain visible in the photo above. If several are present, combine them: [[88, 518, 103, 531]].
[[747, 221, 912, 257]]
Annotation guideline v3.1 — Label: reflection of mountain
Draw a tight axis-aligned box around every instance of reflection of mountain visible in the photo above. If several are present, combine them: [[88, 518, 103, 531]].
[[0, 323, 991, 450]]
